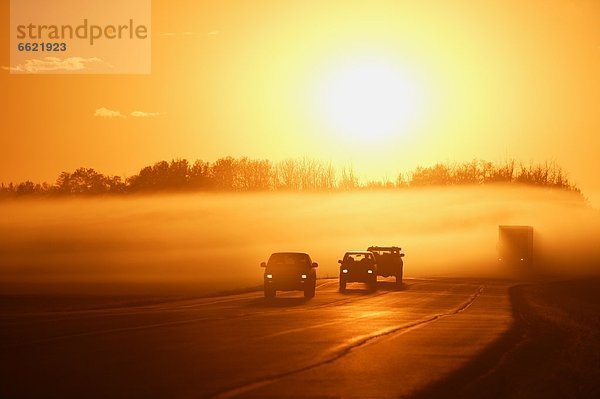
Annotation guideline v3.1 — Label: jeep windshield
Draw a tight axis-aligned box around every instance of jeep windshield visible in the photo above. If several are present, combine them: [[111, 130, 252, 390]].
[[344, 253, 374, 262]]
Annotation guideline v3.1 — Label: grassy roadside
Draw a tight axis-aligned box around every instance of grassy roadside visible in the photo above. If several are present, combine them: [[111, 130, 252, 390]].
[[416, 278, 600, 399], [491, 279, 600, 398]]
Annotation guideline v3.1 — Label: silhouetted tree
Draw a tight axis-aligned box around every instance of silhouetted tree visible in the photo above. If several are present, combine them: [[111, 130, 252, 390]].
[[127, 160, 189, 192], [167, 159, 191, 189], [189, 160, 212, 189], [453, 160, 480, 184], [411, 164, 452, 186], [318, 162, 336, 191], [235, 157, 274, 191], [339, 166, 358, 190], [274, 159, 300, 191], [211, 157, 237, 190], [0, 157, 582, 200], [16, 181, 36, 195], [396, 173, 409, 188], [55, 168, 123, 195]]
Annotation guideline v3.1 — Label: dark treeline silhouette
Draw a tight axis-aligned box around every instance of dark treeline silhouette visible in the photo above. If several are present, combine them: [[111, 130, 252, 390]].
[[0, 157, 581, 199]]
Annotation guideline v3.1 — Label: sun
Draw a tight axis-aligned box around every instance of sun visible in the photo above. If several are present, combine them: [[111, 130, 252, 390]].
[[319, 59, 421, 141]]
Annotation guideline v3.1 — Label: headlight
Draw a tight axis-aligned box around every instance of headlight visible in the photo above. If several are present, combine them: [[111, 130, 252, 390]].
[[266, 274, 273, 279], [342, 269, 348, 274], [301, 274, 307, 279], [520, 258, 524, 261], [367, 270, 373, 274]]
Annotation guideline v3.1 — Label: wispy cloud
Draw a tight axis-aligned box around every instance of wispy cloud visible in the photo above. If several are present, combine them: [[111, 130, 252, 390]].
[[94, 108, 125, 118], [94, 108, 163, 119], [159, 32, 196, 38], [130, 111, 163, 118], [159, 31, 218, 38], [3, 57, 103, 73]]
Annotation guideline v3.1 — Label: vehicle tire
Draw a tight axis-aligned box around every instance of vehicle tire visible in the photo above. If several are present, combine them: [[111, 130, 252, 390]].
[[368, 277, 378, 292], [339, 275, 347, 293], [264, 286, 276, 298], [304, 283, 316, 299], [395, 273, 403, 288]]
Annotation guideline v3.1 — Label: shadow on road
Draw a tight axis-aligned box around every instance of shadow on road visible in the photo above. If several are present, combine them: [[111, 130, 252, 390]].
[[339, 288, 375, 295], [376, 281, 407, 291], [247, 297, 310, 308], [338, 280, 408, 294]]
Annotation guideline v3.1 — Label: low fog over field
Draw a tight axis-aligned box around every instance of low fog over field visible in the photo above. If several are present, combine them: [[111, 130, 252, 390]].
[[0, 186, 598, 295]]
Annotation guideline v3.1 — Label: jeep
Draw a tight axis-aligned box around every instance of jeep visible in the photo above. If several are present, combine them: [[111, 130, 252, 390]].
[[338, 251, 377, 292], [367, 246, 405, 286]]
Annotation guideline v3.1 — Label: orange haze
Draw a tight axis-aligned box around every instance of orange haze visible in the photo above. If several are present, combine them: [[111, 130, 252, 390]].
[[0, 186, 597, 295], [1, 0, 600, 204]]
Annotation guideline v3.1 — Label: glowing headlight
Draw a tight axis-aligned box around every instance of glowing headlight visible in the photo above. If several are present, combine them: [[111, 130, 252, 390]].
[[266, 274, 273, 279], [520, 258, 524, 261], [301, 274, 307, 279], [342, 269, 348, 274], [498, 258, 502, 261], [367, 270, 373, 274]]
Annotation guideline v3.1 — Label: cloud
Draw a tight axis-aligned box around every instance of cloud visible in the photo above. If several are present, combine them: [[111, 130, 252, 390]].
[[93, 108, 163, 118], [4, 57, 102, 73], [159, 31, 217, 38], [130, 111, 163, 118], [94, 107, 125, 118], [159, 32, 196, 38]]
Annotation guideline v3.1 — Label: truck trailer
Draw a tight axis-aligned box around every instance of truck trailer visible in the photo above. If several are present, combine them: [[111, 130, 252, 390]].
[[498, 225, 533, 266]]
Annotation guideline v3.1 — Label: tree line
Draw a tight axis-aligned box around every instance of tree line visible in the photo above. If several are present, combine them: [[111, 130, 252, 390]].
[[0, 157, 581, 198]]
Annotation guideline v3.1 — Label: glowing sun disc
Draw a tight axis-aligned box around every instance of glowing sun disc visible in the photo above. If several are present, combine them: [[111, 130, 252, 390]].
[[320, 60, 421, 140]]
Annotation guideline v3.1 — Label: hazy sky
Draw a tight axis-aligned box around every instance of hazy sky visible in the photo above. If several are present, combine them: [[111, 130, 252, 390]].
[[1, 0, 599, 196]]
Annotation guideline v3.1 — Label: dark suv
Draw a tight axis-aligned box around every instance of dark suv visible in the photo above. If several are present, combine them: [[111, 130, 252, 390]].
[[261, 252, 318, 298], [338, 251, 377, 292], [367, 246, 405, 287]]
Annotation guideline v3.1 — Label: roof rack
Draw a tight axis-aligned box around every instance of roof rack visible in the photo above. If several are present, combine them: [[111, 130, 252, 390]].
[[367, 246, 402, 252]]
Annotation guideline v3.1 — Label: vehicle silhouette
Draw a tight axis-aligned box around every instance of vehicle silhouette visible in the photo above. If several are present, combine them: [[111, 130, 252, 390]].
[[338, 251, 377, 293], [261, 252, 318, 299], [497, 225, 533, 266], [367, 246, 405, 287]]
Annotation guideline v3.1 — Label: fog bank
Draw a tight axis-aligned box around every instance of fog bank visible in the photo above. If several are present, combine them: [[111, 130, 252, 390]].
[[0, 185, 598, 295]]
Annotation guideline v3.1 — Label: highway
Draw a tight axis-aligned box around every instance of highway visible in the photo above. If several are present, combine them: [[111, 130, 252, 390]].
[[0, 278, 514, 398]]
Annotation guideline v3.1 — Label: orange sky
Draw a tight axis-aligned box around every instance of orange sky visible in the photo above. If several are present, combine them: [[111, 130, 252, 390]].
[[1, 0, 599, 197]]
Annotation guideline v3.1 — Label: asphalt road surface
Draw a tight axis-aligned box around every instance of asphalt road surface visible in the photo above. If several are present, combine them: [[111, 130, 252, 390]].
[[0, 278, 514, 399]]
